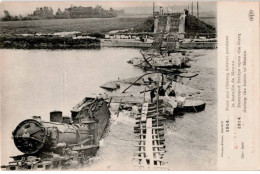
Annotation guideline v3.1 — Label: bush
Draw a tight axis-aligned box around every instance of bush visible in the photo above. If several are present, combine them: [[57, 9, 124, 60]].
[[89, 32, 105, 38]]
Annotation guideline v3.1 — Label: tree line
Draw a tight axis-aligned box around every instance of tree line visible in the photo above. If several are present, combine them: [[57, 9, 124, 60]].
[[1, 5, 125, 21]]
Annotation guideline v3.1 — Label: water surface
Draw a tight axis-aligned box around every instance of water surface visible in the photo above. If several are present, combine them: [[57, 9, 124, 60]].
[[0, 48, 143, 165]]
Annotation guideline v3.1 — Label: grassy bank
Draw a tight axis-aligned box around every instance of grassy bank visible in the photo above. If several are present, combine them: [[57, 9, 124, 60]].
[[0, 35, 100, 49], [0, 17, 147, 35]]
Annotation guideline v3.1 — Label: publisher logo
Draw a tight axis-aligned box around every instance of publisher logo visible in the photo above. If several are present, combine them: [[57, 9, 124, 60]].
[[248, 10, 254, 21]]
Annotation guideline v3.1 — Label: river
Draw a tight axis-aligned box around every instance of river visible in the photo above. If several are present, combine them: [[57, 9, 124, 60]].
[[0, 48, 217, 170]]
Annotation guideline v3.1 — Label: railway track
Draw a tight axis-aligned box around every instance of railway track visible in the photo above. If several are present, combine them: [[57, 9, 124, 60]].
[[133, 101, 168, 170]]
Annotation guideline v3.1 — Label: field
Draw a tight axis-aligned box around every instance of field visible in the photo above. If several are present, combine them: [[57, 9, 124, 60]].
[[0, 17, 147, 35]]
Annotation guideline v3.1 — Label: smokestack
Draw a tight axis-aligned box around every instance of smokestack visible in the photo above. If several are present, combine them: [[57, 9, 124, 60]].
[[192, 2, 193, 16], [50, 111, 63, 123], [197, 1, 199, 18]]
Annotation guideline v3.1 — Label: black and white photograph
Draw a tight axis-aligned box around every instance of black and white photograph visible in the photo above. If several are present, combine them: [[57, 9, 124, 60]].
[[0, 0, 242, 171]]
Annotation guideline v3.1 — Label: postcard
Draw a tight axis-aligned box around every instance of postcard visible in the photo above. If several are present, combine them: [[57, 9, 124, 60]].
[[0, 1, 259, 171]]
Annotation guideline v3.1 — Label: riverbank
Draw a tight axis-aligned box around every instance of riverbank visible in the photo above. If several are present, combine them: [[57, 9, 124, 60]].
[[101, 38, 217, 49], [101, 39, 152, 48], [0, 35, 100, 49], [0, 34, 217, 50]]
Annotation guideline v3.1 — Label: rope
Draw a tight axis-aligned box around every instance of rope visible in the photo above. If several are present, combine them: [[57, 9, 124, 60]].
[[192, 105, 198, 113]]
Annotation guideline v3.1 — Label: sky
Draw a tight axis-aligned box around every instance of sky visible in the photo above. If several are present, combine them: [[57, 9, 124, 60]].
[[0, 1, 216, 17]]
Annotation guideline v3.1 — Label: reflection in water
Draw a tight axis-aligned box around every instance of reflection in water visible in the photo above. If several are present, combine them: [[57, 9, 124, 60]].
[[1, 48, 217, 170]]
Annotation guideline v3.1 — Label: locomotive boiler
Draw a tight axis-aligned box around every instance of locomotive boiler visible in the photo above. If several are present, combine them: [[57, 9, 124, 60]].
[[2, 97, 110, 170]]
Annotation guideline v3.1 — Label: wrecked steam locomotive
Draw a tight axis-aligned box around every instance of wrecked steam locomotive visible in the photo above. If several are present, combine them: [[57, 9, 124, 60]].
[[1, 97, 110, 170]]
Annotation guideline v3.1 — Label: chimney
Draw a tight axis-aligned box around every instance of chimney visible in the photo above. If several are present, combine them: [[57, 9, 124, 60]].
[[50, 111, 63, 123]]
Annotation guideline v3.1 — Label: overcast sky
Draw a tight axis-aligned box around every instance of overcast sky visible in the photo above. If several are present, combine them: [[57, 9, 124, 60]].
[[0, 1, 216, 17]]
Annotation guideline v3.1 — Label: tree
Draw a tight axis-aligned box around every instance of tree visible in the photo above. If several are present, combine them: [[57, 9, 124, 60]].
[[56, 8, 63, 18], [62, 9, 70, 19], [4, 10, 10, 16], [2, 10, 12, 21]]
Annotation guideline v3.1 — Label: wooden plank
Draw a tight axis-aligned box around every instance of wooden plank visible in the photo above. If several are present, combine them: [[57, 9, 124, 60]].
[[136, 126, 164, 130], [145, 118, 154, 167], [141, 103, 148, 122], [152, 145, 165, 148]]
